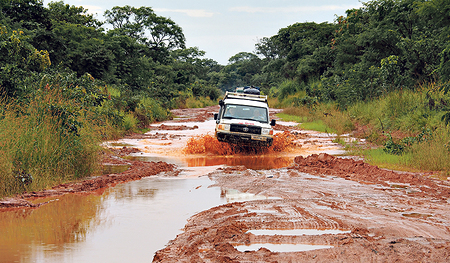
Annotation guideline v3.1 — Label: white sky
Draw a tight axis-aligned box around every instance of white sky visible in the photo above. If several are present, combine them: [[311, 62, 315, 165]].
[[43, 0, 364, 65]]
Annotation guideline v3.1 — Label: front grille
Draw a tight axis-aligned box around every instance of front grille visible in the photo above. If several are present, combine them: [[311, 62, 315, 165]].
[[230, 124, 261, 134]]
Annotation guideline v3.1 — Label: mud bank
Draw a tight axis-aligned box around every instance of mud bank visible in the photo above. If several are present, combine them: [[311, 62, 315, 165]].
[[291, 153, 450, 200]]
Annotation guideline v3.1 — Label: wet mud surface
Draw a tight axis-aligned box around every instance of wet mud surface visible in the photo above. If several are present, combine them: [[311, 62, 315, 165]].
[[154, 160, 450, 262], [2, 105, 450, 262]]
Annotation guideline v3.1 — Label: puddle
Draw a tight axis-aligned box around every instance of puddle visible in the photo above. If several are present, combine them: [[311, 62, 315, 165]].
[[221, 189, 273, 202], [402, 213, 433, 219], [102, 164, 130, 174], [235, 243, 333, 252], [247, 229, 351, 236], [128, 155, 294, 170], [234, 228, 347, 253], [0, 176, 274, 262]]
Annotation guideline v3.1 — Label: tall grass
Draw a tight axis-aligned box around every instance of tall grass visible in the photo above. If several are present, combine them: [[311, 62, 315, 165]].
[[348, 88, 444, 134], [274, 84, 450, 173], [0, 90, 102, 197], [409, 126, 450, 172]]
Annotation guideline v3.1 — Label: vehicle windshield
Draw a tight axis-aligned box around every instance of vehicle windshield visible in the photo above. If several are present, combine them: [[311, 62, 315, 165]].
[[223, 105, 268, 123]]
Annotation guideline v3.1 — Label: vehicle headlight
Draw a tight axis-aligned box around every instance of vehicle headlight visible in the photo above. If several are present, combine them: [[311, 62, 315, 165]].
[[261, 128, 272, 135], [218, 124, 230, 131]]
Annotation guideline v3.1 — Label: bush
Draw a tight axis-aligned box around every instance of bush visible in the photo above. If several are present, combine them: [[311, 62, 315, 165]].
[[122, 112, 138, 132], [278, 80, 302, 100]]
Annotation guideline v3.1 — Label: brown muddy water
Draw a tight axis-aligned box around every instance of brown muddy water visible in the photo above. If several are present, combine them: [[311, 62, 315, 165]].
[[0, 119, 345, 262], [0, 176, 272, 263]]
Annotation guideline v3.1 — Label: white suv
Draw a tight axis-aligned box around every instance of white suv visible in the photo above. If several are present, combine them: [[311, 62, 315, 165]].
[[214, 92, 276, 147]]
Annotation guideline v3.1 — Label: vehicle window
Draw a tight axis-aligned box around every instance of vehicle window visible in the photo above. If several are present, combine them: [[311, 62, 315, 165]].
[[223, 105, 267, 122]]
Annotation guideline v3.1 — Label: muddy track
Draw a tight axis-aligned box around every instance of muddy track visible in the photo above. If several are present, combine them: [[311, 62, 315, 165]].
[[154, 156, 450, 262], [2, 106, 450, 262]]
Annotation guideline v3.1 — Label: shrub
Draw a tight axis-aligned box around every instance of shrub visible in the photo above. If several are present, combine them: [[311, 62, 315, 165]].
[[122, 112, 138, 132], [278, 80, 302, 100]]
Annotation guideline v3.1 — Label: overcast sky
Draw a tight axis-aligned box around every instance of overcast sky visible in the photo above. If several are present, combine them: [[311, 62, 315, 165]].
[[43, 0, 364, 65]]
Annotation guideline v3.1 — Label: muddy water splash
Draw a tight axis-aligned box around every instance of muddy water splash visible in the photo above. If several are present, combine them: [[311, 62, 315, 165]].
[[183, 131, 295, 155]]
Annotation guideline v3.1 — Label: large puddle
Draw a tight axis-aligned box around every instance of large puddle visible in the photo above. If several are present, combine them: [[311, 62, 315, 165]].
[[0, 176, 272, 262]]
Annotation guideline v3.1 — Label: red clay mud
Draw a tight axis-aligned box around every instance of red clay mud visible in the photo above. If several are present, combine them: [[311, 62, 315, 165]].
[[183, 131, 296, 155], [291, 153, 450, 200], [153, 156, 450, 262]]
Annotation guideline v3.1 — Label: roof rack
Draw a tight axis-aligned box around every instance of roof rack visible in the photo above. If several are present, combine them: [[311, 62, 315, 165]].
[[224, 91, 268, 102]]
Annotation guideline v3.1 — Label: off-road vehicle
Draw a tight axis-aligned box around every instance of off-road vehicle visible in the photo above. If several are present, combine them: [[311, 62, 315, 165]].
[[214, 91, 276, 147]]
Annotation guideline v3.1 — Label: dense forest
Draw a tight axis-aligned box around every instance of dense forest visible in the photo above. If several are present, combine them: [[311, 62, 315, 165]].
[[1, 0, 450, 197]]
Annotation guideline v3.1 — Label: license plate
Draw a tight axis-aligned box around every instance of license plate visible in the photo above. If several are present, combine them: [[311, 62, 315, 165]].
[[251, 135, 266, 141]]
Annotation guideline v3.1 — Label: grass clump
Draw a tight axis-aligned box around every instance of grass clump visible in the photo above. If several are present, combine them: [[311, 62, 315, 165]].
[[0, 90, 102, 197]]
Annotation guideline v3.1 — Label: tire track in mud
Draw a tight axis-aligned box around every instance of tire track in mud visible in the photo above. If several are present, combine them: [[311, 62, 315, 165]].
[[154, 158, 450, 262]]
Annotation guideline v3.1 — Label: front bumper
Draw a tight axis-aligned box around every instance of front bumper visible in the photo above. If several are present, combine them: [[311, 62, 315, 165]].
[[216, 131, 273, 147]]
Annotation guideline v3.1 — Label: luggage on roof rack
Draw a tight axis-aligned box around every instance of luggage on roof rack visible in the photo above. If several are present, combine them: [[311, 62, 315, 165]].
[[235, 86, 261, 94]]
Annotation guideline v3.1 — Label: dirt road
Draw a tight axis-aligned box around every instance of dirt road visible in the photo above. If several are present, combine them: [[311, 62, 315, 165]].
[[151, 106, 450, 262], [1, 106, 450, 262]]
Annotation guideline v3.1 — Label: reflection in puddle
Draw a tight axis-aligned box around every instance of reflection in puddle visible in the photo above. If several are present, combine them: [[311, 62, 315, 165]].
[[247, 229, 351, 236], [235, 243, 333, 252], [402, 213, 432, 219], [129, 155, 294, 170], [0, 194, 104, 263], [102, 164, 130, 174], [0, 176, 277, 262]]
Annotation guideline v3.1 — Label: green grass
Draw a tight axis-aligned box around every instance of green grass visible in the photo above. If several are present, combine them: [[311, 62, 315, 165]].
[[277, 113, 337, 134], [273, 84, 450, 174], [276, 113, 308, 123], [360, 148, 416, 171], [300, 120, 338, 134]]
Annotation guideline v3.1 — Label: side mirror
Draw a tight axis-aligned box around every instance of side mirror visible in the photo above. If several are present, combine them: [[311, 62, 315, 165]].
[[270, 119, 276, 126], [219, 100, 224, 107], [214, 113, 218, 120]]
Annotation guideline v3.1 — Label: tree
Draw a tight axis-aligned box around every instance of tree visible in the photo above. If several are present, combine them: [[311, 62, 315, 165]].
[[0, 0, 50, 30], [47, 1, 102, 27], [0, 24, 50, 97], [104, 6, 185, 51], [48, 20, 113, 79], [255, 36, 280, 60]]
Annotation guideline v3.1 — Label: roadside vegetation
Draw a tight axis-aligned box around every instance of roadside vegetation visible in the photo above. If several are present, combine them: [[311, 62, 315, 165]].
[[0, 1, 221, 197], [1, 0, 450, 197], [275, 84, 450, 174]]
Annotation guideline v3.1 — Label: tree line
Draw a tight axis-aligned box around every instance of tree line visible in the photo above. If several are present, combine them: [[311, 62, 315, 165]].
[[221, 0, 450, 114], [3, 0, 449, 112], [1, 0, 222, 126]]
